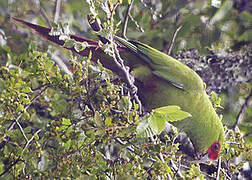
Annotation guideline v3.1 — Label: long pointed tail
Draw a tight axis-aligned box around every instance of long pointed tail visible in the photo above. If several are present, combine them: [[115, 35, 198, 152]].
[[12, 17, 98, 47], [12, 17, 123, 73]]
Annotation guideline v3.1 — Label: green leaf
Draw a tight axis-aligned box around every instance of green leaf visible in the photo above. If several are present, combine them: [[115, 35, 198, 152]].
[[44, 59, 54, 71], [74, 41, 89, 52], [154, 105, 180, 114], [94, 111, 103, 127], [154, 105, 191, 122], [105, 117, 112, 127], [137, 106, 191, 136], [211, 91, 222, 109], [165, 110, 192, 122], [62, 118, 71, 126], [0, 163, 4, 175], [136, 117, 155, 138], [22, 86, 32, 93], [64, 139, 71, 150], [148, 113, 166, 135], [64, 39, 75, 49], [118, 96, 132, 112]]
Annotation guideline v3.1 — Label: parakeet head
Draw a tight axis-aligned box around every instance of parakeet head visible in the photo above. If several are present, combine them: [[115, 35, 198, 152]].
[[193, 141, 221, 163], [207, 141, 221, 160]]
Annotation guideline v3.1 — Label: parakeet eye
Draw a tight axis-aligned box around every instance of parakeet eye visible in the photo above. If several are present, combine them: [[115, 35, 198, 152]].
[[211, 142, 220, 152]]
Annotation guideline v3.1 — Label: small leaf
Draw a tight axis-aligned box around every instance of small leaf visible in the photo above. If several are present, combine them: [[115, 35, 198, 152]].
[[211, 91, 222, 109], [63, 39, 75, 49], [136, 117, 156, 138], [94, 111, 103, 126], [118, 96, 132, 112], [22, 86, 32, 93], [74, 41, 89, 52], [148, 113, 166, 134], [105, 117, 112, 127], [62, 118, 71, 126], [136, 118, 149, 135], [64, 139, 71, 150]]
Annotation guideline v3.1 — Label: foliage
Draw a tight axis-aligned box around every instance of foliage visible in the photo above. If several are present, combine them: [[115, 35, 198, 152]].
[[0, 0, 251, 179], [137, 106, 191, 136]]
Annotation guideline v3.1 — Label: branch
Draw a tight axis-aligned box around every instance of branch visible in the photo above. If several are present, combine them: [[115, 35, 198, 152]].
[[113, 42, 142, 112], [167, 25, 182, 55], [54, 0, 61, 23], [22, 129, 42, 155], [232, 89, 252, 130], [170, 159, 183, 178], [122, 0, 134, 38], [16, 120, 28, 142], [129, 14, 144, 33], [244, 131, 252, 138], [87, 15, 142, 111], [216, 156, 221, 180], [0, 158, 24, 177]]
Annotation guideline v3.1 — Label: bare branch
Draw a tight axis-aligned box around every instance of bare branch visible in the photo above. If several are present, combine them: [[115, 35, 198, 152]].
[[129, 14, 144, 33], [54, 0, 61, 23], [22, 129, 42, 155], [167, 25, 182, 55], [232, 90, 252, 130], [122, 0, 134, 38], [16, 120, 28, 142], [170, 159, 183, 178], [216, 156, 221, 180], [113, 42, 142, 112], [244, 131, 252, 138]]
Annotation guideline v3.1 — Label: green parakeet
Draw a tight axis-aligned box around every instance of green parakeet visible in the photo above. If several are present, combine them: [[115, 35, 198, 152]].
[[12, 17, 225, 160]]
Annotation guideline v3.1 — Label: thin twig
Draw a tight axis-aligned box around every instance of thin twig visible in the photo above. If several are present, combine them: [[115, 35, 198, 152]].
[[122, 0, 134, 38], [167, 25, 182, 55], [22, 129, 42, 155], [244, 131, 252, 138], [232, 90, 252, 130], [54, 0, 61, 23], [151, 7, 182, 29], [1, 129, 41, 176], [98, 3, 137, 102], [221, 168, 231, 180], [174, 161, 215, 179], [16, 120, 29, 142], [129, 14, 144, 33], [22, 161, 26, 176], [216, 156, 222, 180], [225, 141, 241, 145], [114, 138, 135, 153], [171, 159, 183, 178]]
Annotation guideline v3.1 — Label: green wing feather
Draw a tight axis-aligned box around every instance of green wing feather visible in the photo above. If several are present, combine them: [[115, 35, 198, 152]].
[[115, 36, 225, 153]]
